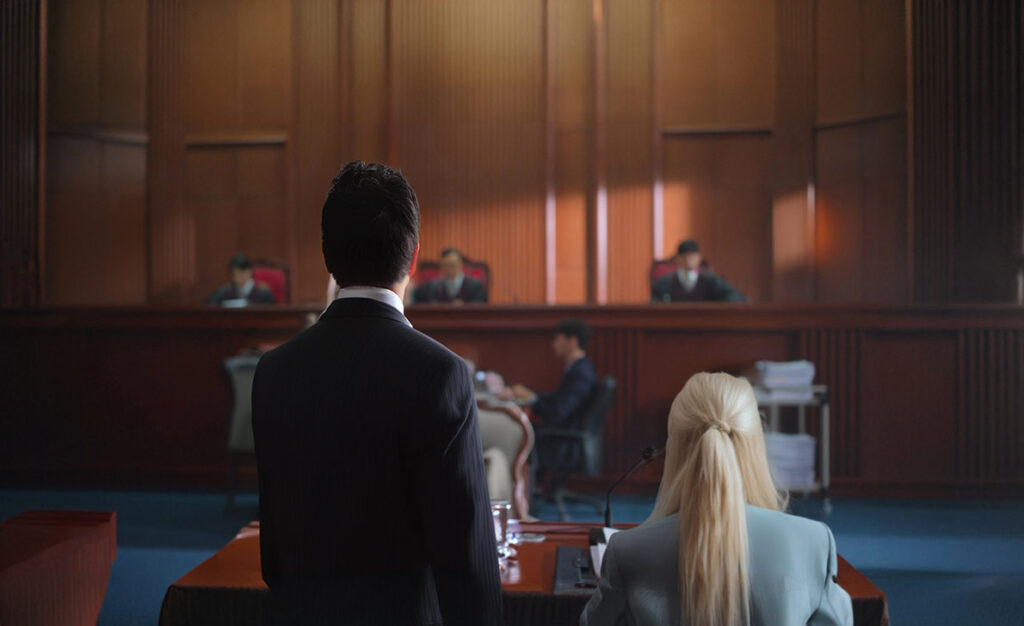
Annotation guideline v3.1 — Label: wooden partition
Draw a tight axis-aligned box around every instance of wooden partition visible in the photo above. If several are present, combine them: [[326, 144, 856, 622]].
[[2, 305, 1021, 496]]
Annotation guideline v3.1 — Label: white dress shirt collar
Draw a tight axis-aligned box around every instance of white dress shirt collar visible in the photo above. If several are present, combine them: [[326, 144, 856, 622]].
[[239, 278, 255, 298], [676, 268, 698, 291], [331, 286, 411, 326], [444, 273, 465, 298]]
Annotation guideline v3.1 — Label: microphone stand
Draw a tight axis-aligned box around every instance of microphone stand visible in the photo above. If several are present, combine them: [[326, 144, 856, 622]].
[[589, 446, 664, 544]]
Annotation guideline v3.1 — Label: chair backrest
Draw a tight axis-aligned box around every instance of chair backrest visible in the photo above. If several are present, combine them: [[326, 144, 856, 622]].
[[224, 355, 261, 454], [414, 257, 491, 291], [579, 376, 616, 476], [649, 257, 711, 286], [477, 401, 535, 519], [253, 259, 289, 304]]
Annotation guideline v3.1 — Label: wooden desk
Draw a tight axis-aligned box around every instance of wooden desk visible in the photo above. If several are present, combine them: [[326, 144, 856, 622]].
[[159, 521, 888, 626]]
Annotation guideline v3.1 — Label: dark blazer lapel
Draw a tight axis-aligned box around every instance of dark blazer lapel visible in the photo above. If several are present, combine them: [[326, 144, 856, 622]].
[[320, 297, 410, 326]]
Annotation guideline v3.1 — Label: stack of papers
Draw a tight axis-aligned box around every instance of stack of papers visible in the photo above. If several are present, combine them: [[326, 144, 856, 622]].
[[753, 360, 816, 402], [764, 432, 817, 490], [589, 527, 619, 578]]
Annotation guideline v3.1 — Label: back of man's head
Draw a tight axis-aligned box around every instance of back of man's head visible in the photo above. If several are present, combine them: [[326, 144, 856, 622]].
[[322, 161, 420, 288], [556, 318, 591, 351]]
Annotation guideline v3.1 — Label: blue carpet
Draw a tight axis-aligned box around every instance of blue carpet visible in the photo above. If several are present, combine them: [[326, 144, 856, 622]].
[[2, 489, 1022, 625]]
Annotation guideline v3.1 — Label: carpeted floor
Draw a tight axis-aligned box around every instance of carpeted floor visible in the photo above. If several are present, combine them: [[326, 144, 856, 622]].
[[1, 489, 1021, 625]]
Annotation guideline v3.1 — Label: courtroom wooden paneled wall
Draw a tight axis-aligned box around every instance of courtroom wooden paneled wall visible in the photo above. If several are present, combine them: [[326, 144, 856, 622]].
[[34, 0, 916, 306], [46, 0, 149, 306], [911, 0, 1024, 303], [0, 0, 43, 307]]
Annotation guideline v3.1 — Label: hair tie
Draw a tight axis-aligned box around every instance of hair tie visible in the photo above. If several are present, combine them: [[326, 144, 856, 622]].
[[705, 420, 732, 436]]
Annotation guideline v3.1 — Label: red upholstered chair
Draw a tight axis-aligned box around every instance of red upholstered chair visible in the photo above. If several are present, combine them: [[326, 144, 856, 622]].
[[252, 260, 289, 304], [413, 256, 491, 292], [649, 257, 711, 288]]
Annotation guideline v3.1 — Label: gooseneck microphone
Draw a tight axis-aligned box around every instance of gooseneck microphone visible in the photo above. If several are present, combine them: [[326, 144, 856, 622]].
[[604, 446, 665, 528]]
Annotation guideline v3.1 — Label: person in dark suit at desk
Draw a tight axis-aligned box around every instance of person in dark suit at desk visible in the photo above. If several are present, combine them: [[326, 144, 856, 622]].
[[651, 239, 746, 302], [252, 161, 503, 625], [500, 319, 598, 471], [412, 248, 488, 304], [205, 254, 277, 307]]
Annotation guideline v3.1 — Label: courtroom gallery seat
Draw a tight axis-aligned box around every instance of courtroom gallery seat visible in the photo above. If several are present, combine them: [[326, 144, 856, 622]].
[[535, 376, 616, 521], [224, 354, 261, 511]]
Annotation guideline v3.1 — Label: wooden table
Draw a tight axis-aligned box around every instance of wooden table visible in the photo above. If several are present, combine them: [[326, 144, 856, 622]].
[[160, 521, 888, 626]]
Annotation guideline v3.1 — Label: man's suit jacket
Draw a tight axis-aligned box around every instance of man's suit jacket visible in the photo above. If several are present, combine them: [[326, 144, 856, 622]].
[[581, 506, 854, 626], [650, 271, 746, 303], [205, 282, 278, 305], [532, 357, 598, 469], [252, 297, 503, 625], [413, 276, 488, 304]]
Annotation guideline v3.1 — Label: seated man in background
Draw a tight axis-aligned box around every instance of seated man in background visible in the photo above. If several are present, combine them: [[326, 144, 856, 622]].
[[252, 162, 503, 625], [651, 239, 746, 303], [205, 254, 277, 307], [501, 319, 598, 483], [412, 248, 488, 304]]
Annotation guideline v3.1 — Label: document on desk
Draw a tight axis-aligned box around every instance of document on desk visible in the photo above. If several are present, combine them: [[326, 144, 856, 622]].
[[589, 527, 619, 577]]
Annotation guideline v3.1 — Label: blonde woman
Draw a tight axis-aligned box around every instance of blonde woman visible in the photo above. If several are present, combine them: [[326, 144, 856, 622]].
[[581, 372, 853, 626]]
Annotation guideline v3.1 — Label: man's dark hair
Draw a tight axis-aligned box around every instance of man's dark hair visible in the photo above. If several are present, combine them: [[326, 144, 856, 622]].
[[322, 161, 420, 287], [555, 318, 591, 351], [229, 254, 253, 270], [677, 239, 700, 255], [440, 248, 463, 260]]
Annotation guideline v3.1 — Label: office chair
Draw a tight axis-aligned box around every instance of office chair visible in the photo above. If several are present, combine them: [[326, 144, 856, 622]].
[[534, 376, 616, 521]]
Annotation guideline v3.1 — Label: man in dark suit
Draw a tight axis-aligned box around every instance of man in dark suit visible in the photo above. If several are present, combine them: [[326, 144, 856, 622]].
[[252, 162, 503, 625], [411, 248, 488, 304], [650, 239, 747, 302], [205, 254, 278, 306], [501, 319, 598, 470]]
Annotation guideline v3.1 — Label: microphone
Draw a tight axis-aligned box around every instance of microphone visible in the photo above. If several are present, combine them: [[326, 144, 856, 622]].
[[604, 446, 665, 529]]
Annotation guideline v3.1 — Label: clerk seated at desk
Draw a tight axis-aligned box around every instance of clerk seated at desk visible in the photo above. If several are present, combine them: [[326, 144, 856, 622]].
[[651, 239, 746, 303], [499, 319, 597, 467], [205, 254, 278, 307], [411, 248, 488, 304]]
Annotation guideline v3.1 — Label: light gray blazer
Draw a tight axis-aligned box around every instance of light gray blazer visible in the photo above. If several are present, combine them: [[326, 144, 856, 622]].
[[581, 506, 853, 626]]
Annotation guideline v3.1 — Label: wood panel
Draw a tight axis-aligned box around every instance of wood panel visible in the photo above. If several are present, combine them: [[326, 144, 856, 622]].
[[6, 305, 1022, 496], [771, 0, 816, 302], [658, 0, 775, 128], [394, 1, 547, 304], [912, 0, 1024, 302], [662, 136, 774, 301], [859, 332, 958, 483], [551, 0, 591, 304], [1, 0, 43, 307], [150, 0, 293, 304], [801, 329, 861, 479], [958, 330, 1024, 482], [815, 119, 907, 303], [45, 0, 148, 306], [148, 0, 189, 303], [816, 0, 905, 125], [605, 0, 653, 304], [291, 0, 340, 305]]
